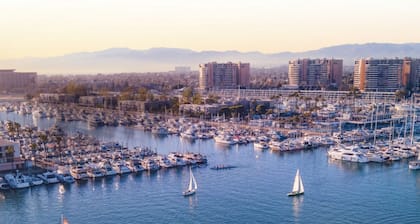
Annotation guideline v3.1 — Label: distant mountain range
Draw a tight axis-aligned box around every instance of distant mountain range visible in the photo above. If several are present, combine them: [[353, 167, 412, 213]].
[[2, 43, 420, 74]]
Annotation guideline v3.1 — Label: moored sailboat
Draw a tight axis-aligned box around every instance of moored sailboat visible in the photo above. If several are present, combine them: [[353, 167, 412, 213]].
[[287, 169, 304, 196]]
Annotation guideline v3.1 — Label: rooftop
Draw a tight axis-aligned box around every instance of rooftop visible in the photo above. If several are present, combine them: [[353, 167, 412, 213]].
[[0, 139, 16, 146]]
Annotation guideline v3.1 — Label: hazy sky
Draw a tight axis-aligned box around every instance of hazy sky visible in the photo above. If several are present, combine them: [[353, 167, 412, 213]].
[[1, 0, 419, 59]]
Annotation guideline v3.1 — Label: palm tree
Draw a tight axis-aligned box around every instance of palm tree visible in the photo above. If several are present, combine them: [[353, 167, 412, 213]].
[[39, 133, 48, 152], [55, 136, 63, 161], [5, 145, 15, 170], [6, 121, 21, 141], [30, 143, 38, 157]]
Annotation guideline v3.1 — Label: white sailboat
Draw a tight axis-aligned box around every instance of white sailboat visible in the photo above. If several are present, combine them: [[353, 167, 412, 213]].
[[287, 169, 304, 196], [183, 167, 198, 196]]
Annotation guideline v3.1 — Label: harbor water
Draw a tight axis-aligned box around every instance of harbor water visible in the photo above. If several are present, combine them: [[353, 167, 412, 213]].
[[0, 112, 419, 223]]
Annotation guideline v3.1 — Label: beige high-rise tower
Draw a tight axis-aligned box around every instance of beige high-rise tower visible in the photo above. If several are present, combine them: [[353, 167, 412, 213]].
[[199, 62, 250, 90], [288, 58, 343, 89]]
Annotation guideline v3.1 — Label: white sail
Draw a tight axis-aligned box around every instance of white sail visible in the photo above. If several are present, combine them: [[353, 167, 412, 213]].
[[292, 169, 301, 192], [188, 168, 193, 191], [191, 169, 198, 190], [298, 172, 304, 193]]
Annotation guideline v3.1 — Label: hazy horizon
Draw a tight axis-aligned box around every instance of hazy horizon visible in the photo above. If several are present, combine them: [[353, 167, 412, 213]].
[[3, 42, 420, 74]]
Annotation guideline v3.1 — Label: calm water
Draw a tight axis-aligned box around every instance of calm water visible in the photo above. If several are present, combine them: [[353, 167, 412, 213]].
[[0, 112, 419, 224]]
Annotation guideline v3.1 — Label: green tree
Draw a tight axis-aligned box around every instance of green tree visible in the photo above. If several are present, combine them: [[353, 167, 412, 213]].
[[63, 81, 88, 98], [7, 121, 21, 140], [39, 133, 48, 151], [256, 104, 267, 115], [169, 97, 180, 115], [119, 87, 135, 101], [229, 105, 245, 118], [182, 87, 193, 103], [138, 87, 148, 101], [30, 143, 38, 157], [55, 136, 63, 160], [192, 92, 203, 104], [99, 88, 110, 97], [395, 88, 408, 101], [147, 92, 155, 101]]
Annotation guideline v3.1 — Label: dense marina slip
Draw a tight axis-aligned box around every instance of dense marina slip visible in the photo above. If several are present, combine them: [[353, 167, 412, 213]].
[[0, 111, 419, 224]]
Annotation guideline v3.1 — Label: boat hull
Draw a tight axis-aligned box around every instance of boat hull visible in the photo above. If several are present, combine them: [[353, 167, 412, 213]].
[[408, 162, 420, 170], [287, 191, 304, 197], [183, 190, 196, 196]]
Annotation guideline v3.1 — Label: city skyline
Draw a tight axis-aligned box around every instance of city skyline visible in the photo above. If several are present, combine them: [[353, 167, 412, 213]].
[[2, 0, 420, 60]]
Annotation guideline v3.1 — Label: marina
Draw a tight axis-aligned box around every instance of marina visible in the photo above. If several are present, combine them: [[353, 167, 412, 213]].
[[0, 110, 419, 223], [3, 1, 420, 223]]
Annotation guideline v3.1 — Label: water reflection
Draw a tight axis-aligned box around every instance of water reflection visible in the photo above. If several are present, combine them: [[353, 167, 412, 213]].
[[327, 158, 365, 172], [292, 195, 304, 218], [57, 184, 66, 203], [187, 194, 198, 209]]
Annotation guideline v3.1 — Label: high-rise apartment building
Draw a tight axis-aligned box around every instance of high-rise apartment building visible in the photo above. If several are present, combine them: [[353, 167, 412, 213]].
[[199, 62, 250, 90], [288, 59, 343, 89], [0, 69, 37, 93], [353, 58, 420, 92]]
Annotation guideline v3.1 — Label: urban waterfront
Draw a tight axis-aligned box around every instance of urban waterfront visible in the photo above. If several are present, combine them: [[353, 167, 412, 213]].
[[0, 113, 419, 224]]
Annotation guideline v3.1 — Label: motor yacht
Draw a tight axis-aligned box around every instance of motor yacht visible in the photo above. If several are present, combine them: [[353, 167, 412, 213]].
[[4, 171, 31, 189], [70, 165, 89, 180], [37, 171, 60, 184], [112, 160, 132, 174], [87, 164, 105, 178]]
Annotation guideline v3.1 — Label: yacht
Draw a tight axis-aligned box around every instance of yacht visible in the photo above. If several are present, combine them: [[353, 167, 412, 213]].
[[37, 171, 60, 184], [126, 159, 145, 172], [87, 164, 105, 178], [365, 152, 388, 163], [57, 167, 75, 184], [214, 135, 234, 145], [141, 158, 161, 171], [29, 176, 44, 186], [254, 141, 269, 150], [112, 160, 132, 174], [408, 153, 420, 170], [168, 152, 187, 166], [4, 171, 31, 189], [328, 144, 369, 163], [87, 114, 104, 127], [156, 156, 174, 168], [99, 161, 118, 176], [180, 128, 197, 140], [32, 109, 47, 119], [151, 126, 168, 136], [70, 165, 89, 180], [268, 140, 283, 151]]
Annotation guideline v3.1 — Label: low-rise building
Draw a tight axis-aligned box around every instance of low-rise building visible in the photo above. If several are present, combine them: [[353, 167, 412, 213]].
[[39, 93, 76, 104], [180, 104, 221, 115], [0, 69, 37, 94], [0, 139, 23, 171]]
